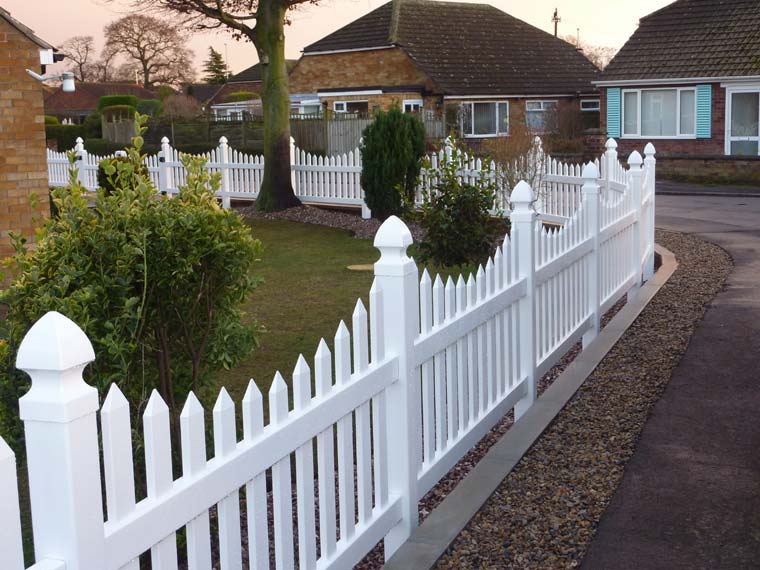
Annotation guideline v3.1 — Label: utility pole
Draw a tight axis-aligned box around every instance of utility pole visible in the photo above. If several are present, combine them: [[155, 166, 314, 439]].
[[552, 8, 561, 37]]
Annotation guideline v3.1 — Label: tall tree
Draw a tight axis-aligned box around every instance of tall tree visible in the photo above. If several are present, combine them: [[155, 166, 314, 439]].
[[104, 14, 196, 88], [60, 35, 96, 82], [562, 35, 617, 70], [91, 43, 120, 82], [114, 0, 303, 211], [202, 46, 230, 84]]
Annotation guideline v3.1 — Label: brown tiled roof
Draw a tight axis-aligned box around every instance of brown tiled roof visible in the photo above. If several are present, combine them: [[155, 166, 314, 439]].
[[228, 60, 299, 83], [602, 0, 760, 81], [303, 0, 598, 96], [44, 82, 157, 113]]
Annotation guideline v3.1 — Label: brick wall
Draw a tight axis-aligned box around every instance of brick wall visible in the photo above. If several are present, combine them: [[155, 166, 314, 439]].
[[598, 83, 726, 157], [289, 48, 434, 94], [0, 20, 50, 259]]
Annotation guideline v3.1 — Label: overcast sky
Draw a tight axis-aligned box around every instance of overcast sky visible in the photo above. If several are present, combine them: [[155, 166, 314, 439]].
[[3, 0, 674, 77]]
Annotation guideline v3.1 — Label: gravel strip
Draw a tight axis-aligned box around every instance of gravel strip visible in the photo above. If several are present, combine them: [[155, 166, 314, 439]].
[[434, 230, 732, 569]]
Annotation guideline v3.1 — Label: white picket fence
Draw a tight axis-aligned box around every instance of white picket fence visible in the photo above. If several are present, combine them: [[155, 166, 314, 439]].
[[3, 145, 656, 570], [48, 137, 631, 224]]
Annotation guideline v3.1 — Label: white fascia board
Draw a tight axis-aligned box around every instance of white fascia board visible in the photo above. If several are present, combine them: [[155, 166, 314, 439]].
[[303, 45, 395, 56], [595, 75, 760, 87], [443, 93, 580, 100], [317, 90, 383, 97]]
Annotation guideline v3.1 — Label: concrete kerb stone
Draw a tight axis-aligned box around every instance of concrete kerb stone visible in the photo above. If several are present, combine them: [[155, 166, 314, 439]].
[[383, 244, 679, 570]]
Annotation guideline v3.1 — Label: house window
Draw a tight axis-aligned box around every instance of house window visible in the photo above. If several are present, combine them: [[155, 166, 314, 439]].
[[461, 101, 509, 137], [581, 99, 600, 112], [581, 99, 601, 129], [333, 100, 369, 114], [621, 88, 696, 138], [403, 99, 423, 113], [525, 100, 557, 132]]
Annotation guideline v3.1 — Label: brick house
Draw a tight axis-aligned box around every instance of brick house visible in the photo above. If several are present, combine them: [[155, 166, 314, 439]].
[[597, 0, 760, 160], [288, 0, 600, 141], [0, 8, 55, 258], [45, 82, 156, 124]]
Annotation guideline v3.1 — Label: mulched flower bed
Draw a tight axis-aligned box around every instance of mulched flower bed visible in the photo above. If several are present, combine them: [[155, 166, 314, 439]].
[[434, 230, 732, 569]]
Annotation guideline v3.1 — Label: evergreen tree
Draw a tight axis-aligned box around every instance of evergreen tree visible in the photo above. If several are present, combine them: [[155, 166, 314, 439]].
[[202, 47, 230, 84]]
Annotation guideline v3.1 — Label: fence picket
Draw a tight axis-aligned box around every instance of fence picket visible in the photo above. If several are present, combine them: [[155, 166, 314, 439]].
[[334, 322, 356, 541], [269, 373, 295, 570], [314, 341, 338, 560], [242, 381, 269, 570], [213, 389, 242, 570], [432, 275, 446, 453], [369, 281, 388, 508], [293, 356, 317, 570], [420, 269, 435, 464], [352, 300, 373, 524]]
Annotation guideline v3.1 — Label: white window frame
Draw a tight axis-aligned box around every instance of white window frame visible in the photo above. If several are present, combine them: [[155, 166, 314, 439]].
[[525, 100, 558, 133], [333, 100, 369, 114], [581, 99, 600, 111], [460, 100, 509, 138], [621, 87, 697, 139], [403, 99, 424, 113], [724, 84, 760, 156]]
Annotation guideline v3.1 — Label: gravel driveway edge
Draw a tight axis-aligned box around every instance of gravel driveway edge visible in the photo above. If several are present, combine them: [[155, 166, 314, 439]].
[[384, 244, 679, 570]]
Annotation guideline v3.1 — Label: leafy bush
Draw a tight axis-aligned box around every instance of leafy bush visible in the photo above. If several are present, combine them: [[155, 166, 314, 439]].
[[97, 156, 148, 194], [360, 106, 425, 219], [84, 138, 124, 155], [1, 117, 263, 450], [45, 124, 85, 151], [97, 94, 139, 111], [137, 99, 164, 117], [44, 115, 59, 125], [82, 112, 102, 138], [416, 139, 504, 268]]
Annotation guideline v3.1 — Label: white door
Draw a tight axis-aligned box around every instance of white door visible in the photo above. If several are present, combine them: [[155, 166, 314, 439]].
[[727, 91, 760, 155]]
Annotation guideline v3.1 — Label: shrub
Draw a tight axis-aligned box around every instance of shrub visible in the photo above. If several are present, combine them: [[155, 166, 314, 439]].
[[225, 91, 259, 103], [82, 112, 102, 138], [97, 156, 148, 194], [416, 139, 504, 268], [84, 138, 126, 155], [45, 124, 85, 150], [360, 106, 425, 219], [44, 115, 59, 125], [137, 99, 164, 117], [97, 94, 139, 111], [0, 116, 263, 449]]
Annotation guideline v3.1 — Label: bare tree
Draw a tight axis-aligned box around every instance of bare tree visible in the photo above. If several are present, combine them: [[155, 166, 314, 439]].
[[562, 35, 617, 70], [110, 0, 307, 211], [60, 35, 96, 82], [104, 14, 195, 88], [91, 43, 121, 82]]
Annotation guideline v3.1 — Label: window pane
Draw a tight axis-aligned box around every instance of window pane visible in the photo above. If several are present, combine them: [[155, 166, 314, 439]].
[[462, 104, 473, 135], [497, 102, 509, 134], [623, 92, 638, 135], [679, 90, 695, 135], [642, 90, 677, 136], [526, 101, 542, 111], [473, 102, 496, 135], [730, 140, 759, 155], [346, 101, 368, 114], [526, 111, 544, 132], [731, 92, 759, 136], [582, 100, 600, 111]]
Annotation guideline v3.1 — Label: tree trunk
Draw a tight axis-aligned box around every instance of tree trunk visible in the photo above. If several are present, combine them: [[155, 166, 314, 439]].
[[253, 2, 301, 211]]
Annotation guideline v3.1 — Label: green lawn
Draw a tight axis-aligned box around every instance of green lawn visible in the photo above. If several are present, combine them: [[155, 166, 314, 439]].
[[211, 219, 381, 403]]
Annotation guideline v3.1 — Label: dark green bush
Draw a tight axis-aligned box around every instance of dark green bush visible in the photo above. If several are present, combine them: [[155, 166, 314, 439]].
[[137, 99, 164, 117], [45, 124, 85, 150], [416, 139, 504, 268], [84, 138, 125, 155], [44, 115, 59, 125], [360, 106, 425, 219], [82, 112, 102, 138], [97, 95, 139, 111]]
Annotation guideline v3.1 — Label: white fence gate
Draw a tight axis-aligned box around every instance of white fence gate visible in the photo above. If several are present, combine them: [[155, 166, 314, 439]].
[[4, 147, 656, 570], [48, 138, 639, 224]]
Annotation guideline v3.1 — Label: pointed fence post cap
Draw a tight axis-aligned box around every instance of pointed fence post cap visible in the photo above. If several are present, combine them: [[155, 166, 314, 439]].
[[628, 150, 643, 167], [582, 161, 600, 180], [605, 138, 618, 150], [75, 137, 84, 144], [219, 136, 228, 145], [16, 311, 95, 372], [510, 180, 534, 207], [161, 136, 170, 144], [644, 142, 656, 157], [374, 215, 413, 250]]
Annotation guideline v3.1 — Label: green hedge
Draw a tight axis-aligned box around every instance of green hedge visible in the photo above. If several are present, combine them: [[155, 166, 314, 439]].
[[225, 91, 259, 103], [136, 99, 163, 117], [45, 124, 85, 151], [101, 104, 138, 120], [98, 95, 139, 111], [82, 112, 102, 138], [44, 115, 59, 125], [83, 139, 126, 155]]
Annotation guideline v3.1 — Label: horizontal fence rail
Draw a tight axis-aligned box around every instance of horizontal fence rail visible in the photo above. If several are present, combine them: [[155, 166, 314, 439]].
[[48, 137, 633, 224], [6, 143, 656, 570]]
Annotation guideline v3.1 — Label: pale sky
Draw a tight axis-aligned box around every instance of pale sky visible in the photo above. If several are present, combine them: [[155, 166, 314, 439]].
[[3, 0, 675, 77]]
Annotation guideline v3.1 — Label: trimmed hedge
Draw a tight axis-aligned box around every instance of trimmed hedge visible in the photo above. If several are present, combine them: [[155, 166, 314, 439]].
[[98, 95, 139, 111], [225, 91, 259, 103], [82, 112, 102, 138], [45, 124, 85, 151], [44, 115, 59, 125], [137, 99, 164, 117], [101, 104, 138, 120]]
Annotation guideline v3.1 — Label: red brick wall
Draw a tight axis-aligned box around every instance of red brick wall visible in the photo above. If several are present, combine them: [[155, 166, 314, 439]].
[[598, 83, 726, 157], [0, 20, 50, 259]]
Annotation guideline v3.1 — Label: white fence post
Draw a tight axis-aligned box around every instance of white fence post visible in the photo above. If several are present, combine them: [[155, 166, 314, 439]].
[[582, 163, 601, 348], [219, 136, 231, 209], [511, 181, 537, 419], [289, 135, 297, 192], [0, 437, 24, 570], [158, 136, 171, 195], [627, 151, 644, 299], [643, 143, 656, 280], [74, 137, 88, 188], [603, 138, 617, 198], [16, 311, 104, 570], [374, 216, 421, 559]]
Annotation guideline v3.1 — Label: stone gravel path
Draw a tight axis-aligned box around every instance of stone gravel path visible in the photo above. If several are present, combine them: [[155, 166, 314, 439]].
[[434, 230, 732, 569]]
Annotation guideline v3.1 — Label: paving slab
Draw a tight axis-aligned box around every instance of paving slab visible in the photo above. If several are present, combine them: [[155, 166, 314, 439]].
[[582, 194, 760, 569]]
